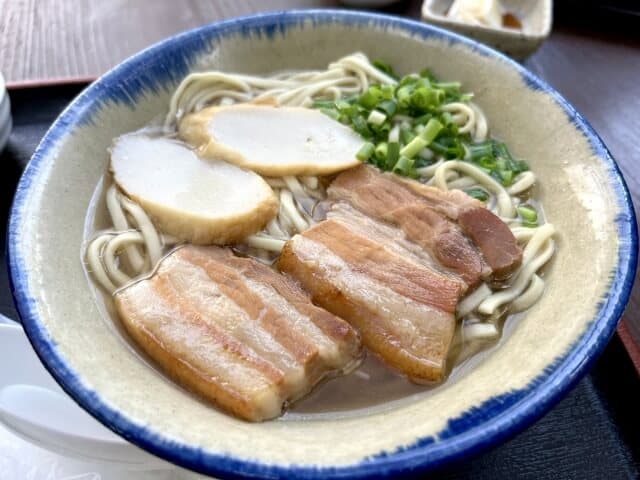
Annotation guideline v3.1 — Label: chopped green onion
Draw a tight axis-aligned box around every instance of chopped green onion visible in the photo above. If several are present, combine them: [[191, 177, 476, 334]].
[[372, 60, 397, 79], [400, 126, 415, 145], [393, 156, 415, 176], [412, 87, 444, 110], [388, 124, 400, 143], [465, 187, 490, 202], [412, 113, 432, 125], [434, 81, 464, 102], [517, 204, 538, 221], [380, 84, 395, 99], [429, 140, 448, 156], [465, 187, 489, 202], [418, 147, 434, 160], [493, 141, 512, 160], [448, 141, 466, 160], [440, 111, 455, 128], [511, 159, 530, 174], [477, 156, 497, 170], [359, 87, 383, 109], [468, 141, 494, 161], [335, 99, 352, 111], [419, 68, 436, 80], [399, 74, 419, 87], [429, 137, 464, 160], [400, 136, 428, 159], [517, 204, 539, 226], [370, 121, 390, 139], [414, 156, 434, 168], [310, 62, 530, 180], [312, 99, 336, 109], [367, 110, 387, 126], [356, 142, 375, 161], [415, 78, 432, 89], [318, 107, 339, 121], [434, 81, 461, 92], [419, 118, 444, 144], [374, 142, 388, 163], [351, 115, 371, 138], [377, 99, 397, 117], [386, 142, 400, 170], [498, 169, 514, 186], [396, 86, 413, 109]]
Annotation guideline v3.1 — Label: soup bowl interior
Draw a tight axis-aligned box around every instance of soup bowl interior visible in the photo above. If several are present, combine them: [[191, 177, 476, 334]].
[[8, 10, 637, 479]]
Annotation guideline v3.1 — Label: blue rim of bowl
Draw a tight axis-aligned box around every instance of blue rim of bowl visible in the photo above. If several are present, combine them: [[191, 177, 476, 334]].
[[7, 9, 638, 479]]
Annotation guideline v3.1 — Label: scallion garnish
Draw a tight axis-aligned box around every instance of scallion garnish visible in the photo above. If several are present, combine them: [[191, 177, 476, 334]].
[[465, 187, 490, 202], [311, 60, 530, 180], [372, 60, 398, 80], [419, 118, 443, 144], [468, 141, 493, 161], [386, 142, 400, 170], [351, 115, 371, 138], [400, 126, 415, 145], [374, 142, 388, 164], [378, 99, 397, 117], [388, 124, 400, 143], [367, 110, 387, 126], [356, 142, 375, 161], [498, 169, 514, 186], [517, 204, 539, 227], [393, 156, 416, 177], [477, 156, 497, 170], [400, 136, 428, 159]]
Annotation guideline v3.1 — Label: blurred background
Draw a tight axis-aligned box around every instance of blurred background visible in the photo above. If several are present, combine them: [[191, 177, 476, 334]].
[[0, 0, 639, 86]]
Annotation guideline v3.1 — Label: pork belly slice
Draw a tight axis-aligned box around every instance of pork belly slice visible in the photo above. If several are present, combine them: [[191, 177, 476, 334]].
[[278, 219, 460, 383], [327, 202, 468, 292], [114, 245, 362, 422], [328, 165, 522, 282], [397, 175, 523, 279]]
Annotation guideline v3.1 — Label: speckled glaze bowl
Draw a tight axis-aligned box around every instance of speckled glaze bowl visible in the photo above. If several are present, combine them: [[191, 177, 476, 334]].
[[8, 10, 637, 479]]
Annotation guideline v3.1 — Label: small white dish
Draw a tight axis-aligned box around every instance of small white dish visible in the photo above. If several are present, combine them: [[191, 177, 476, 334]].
[[0, 71, 11, 152], [422, 0, 553, 59], [0, 322, 169, 469]]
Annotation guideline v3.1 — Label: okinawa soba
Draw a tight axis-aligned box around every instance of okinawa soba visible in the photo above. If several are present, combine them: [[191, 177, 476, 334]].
[[83, 53, 555, 421]]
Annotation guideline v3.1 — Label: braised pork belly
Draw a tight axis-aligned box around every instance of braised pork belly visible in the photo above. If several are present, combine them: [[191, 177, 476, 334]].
[[115, 245, 362, 421], [279, 165, 522, 383]]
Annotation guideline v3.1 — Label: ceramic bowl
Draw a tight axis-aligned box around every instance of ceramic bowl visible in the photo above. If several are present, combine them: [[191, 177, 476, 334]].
[[422, 0, 553, 60], [8, 10, 637, 479]]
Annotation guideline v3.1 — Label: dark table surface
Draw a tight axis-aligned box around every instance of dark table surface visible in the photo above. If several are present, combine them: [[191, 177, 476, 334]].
[[2, 2, 640, 478]]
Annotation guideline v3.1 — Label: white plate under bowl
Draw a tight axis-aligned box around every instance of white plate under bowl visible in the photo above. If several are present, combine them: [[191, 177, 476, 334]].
[[0, 322, 168, 469], [7, 10, 637, 479]]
